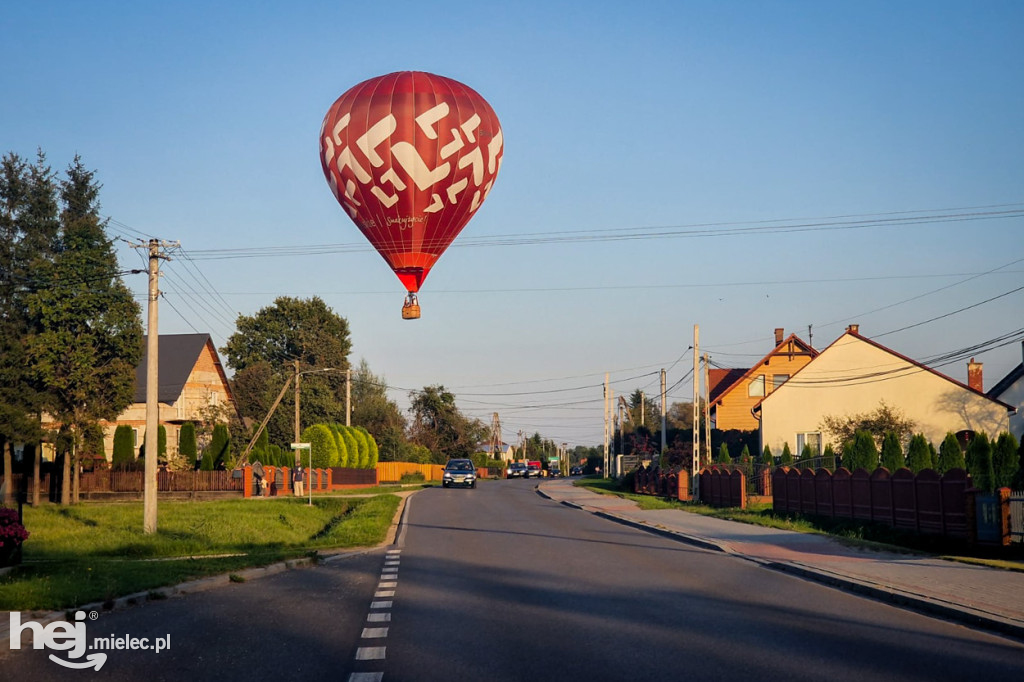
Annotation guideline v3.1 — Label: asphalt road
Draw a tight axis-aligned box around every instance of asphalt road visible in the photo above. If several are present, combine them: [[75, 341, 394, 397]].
[[4, 480, 1024, 681]]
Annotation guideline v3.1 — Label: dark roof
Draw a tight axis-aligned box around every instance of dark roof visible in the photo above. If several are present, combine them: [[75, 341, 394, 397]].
[[134, 334, 213, 403], [988, 363, 1024, 400], [708, 368, 747, 404]]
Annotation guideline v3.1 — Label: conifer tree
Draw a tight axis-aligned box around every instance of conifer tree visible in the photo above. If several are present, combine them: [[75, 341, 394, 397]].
[[716, 442, 732, 465], [992, 432, 1019, 489], [780, 442, 793, 466], [179, 422, 198, 467], [880, 431, 903, 471], [762, 444, 773, 466], [937, 432, 965, 473], [965, 433, 994, 493], [905, 434, 931, 473]]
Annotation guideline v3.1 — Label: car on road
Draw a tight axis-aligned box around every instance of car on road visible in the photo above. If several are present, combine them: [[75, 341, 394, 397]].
[[506, 462, 528, 479], [525, 462, 542, 479], [442, 459, 477, 488], [569, 466, 584, 476]]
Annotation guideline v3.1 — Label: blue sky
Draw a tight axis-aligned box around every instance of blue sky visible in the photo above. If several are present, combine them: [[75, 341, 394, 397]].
[[3, 1, 1022, 447]]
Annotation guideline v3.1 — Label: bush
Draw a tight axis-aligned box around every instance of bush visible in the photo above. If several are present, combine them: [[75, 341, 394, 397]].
[[965, 433, 994, 493], [340, 427, 359, 468], [359, 427, 380, 468], [822, 443, 836, 470], [762, 445, 774, 466], [937, 432, 964, 473], [992, 432, 1019, 489], [716, 443, 732, 465], [905, 434, 932, 473], [209, 424, 231, 469], [179, 422, 198, 466], [779, 443, 793, 466], [302, 424, 337, 469], [112, 425, 135, 470], [399, 472, 425, 484], [843, 430, 878, 472], [880, 431, 903, 471], [349, 427, 370, 468]]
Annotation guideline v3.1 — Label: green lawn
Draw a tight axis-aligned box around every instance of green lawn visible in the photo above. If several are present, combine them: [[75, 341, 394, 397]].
[[1, 495, 401, 611]]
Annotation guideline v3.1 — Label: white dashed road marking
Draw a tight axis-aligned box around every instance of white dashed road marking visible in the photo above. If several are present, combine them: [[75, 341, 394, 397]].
[[349, 548, 401, 681]]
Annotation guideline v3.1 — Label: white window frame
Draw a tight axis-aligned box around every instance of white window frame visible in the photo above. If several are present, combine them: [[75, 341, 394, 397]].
[[796, 432, 822, 458], [748, 375, 765, 397]]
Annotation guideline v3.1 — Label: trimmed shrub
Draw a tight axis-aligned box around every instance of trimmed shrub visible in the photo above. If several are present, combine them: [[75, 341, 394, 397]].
[[880, 431, 903, 472], [340, 427, 359, 468], [965, 433, 994, 493], [209, 424, 231, 469], [179, 422, 198, 466], [779, 442, 793, 466], [937, 432, 964, 473], [844, 430, 878, 472], [158, 424, 167, 460], [905, 434, 931, 473], [357, 427, 380, 468], [799, 443, 813, 469], [822, 443, 836, 470], [716, 443, 732, 465], [992, 432, 1019, 489], [349, 427, 370, 468], [762, 444, 773, 466], [112, 425, 135, 470], [302, 424, 337, 469]]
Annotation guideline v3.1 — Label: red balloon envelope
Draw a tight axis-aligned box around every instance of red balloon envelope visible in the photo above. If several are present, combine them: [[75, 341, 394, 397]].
[[319, 71, 504, 315]]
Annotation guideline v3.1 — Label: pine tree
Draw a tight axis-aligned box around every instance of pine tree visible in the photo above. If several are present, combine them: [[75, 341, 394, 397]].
[[937, 432, 965, 473], [880, 431, 903, 471], [905, 434, 931, 473]]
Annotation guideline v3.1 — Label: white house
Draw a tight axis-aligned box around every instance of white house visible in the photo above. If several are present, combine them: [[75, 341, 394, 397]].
[[988, 341, 1024, 441], [755, 325, 1014, 457]]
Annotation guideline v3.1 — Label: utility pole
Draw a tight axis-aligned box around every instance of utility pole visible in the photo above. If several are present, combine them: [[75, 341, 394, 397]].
[[609, 387, 615, 477], [294, 359, 301, 444], [138, 239, 175, 535], [640, 391, 645, 428], [704, 353, 711, 467], [603, 373, 609, 478], [692, 325, 700, 492], [660, 369, 666, 466], [346, 368, 351, 427]]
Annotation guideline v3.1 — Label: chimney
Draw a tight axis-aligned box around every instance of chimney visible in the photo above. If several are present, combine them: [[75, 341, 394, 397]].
[[967, 358, 983, 392], [774, 328, 784, 345], [847, 324, 860, 335]]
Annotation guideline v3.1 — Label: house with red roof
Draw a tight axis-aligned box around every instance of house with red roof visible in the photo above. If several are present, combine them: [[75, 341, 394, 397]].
[[755, 325, 1014, 458], [709, 328, 817, 432]]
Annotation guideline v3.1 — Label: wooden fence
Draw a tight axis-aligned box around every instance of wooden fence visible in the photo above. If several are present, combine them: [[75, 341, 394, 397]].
[[631, 466, 691, 502], [377, 461, 446, 483], [698, 467, 747, 509], [771, 466, 972, 540]]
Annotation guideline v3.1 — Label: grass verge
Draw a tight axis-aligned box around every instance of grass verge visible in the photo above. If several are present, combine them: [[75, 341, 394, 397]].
[[574, 478, 1024, 570], [1, 494, 401, 612]]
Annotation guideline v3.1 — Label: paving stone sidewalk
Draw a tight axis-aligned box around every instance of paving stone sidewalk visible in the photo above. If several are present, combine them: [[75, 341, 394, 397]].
[[538, 479, 1024, 641]]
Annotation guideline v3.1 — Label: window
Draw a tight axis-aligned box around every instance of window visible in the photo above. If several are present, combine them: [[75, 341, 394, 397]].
[[132, 428, 139, 446], [796, 432, 822, 458], [748, 375, 765, 397], [772, 374, 790, 392]]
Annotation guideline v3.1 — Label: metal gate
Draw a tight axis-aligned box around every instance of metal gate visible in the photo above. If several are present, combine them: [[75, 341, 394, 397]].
[[1011, 490, 1024, 543]]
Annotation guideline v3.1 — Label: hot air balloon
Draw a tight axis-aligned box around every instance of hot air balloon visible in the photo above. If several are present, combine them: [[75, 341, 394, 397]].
[[319, 71, 504, 319]]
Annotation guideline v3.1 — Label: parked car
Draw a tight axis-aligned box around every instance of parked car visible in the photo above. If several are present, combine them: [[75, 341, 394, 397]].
[[525, 462, 542, 479], [442, 459, 477, 488], [546, 467, 561, 478], [506, 462, 528, 479]]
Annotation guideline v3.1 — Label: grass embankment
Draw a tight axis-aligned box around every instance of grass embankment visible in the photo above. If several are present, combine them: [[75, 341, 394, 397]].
[[575, 478, 1024, 570], [1, 494, 401, 612]]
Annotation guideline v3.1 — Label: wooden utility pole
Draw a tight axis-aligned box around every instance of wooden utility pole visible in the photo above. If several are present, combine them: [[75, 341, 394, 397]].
[[346, 368, 351, 427], [294, 359, 301, 444]]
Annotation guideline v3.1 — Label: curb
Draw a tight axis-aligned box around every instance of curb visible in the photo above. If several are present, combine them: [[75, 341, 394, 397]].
[[0, 491, 416, 643], [538, 484, 1024, 644]]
